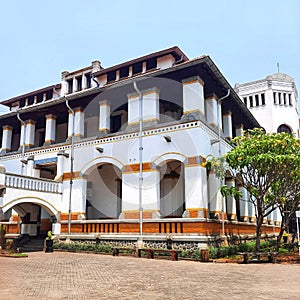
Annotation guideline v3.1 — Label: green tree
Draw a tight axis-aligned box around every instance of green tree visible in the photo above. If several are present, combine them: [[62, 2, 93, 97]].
[[225, 128, 300, 252]]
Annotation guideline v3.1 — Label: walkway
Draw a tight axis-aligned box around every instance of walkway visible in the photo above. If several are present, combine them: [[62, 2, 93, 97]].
[[0, 252, 299, 299]]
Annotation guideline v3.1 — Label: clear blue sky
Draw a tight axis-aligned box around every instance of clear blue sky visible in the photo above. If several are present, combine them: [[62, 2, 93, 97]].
[[0, 0, 299, 109]]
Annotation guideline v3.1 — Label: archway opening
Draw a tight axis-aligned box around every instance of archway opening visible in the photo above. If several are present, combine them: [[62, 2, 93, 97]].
[[159, 160, 185, 218], [85, 163, 122, 219]]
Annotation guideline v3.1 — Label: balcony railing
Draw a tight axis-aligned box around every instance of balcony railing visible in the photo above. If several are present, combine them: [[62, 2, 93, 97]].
[[5, 173, 62, 194]]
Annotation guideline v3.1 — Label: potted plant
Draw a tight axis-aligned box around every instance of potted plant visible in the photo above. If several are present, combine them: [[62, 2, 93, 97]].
[[45, 231, 54, 253]]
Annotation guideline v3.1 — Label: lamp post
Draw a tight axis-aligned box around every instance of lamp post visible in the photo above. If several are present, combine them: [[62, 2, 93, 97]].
[[132, 80, 143, 237], [217, 89, 230, 236], [65, 99, 75, 236]]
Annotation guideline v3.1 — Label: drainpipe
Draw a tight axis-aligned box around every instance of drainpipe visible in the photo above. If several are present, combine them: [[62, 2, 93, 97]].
[[17, 112, 26, 175], [172, 55, 184, 66], [91, 74, 100, 88], [216, 89, 230, 236], [132, 80, 143, 237], [65, 98, 75, 236]]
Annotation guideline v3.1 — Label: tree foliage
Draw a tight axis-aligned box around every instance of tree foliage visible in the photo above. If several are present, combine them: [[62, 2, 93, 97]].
[[225, 128, 300, 251]]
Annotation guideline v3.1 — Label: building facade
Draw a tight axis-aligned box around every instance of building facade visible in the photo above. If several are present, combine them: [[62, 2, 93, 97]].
[[234, 73, 299, 137], [0, 47, 279, 243]]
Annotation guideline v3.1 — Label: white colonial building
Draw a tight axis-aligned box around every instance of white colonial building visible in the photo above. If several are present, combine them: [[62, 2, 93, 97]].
[[234, 73, 299, 137], [0, 47, 278, 243]]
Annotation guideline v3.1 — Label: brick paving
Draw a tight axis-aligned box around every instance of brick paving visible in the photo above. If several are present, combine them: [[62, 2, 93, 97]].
[[0, 252, 299, 300]]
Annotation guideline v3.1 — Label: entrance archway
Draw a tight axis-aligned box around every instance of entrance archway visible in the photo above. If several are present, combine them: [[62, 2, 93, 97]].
[[84, 163, 122, 219], [159, 160, 185, 217]]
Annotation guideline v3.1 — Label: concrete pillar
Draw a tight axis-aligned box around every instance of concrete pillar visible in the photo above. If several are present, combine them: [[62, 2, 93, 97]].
[[182, 76, 205, 119], [223, 111, 233, 139], [225, 177, 236, 220], [208, 171, 226, 219], [121, 166, 160, 219], [43, 93, 47, 101], [115, 70, 120, 81], [235, 124, 244, 137], [19, 123, 25, 150], [127, 88, 160, 126], [25, 120, 36, 148], [267, 209, 274, 225], [273, 208, 282, 226], [73, 77, 78, 92], [61, 71, 69, 96], [68, 108, 84, 140], [248, 196, 256, 223], [205, 94, 218, 128], [82, 73, 87, 90], [74, 107, 84, 139], [142, 62, 147, 73], [1, 125, 13, 153], [99, 100, 111, 134], [45, 114, 56, 145], [26, 155, 34, 177], [183, 158, 208, 218], [55, 151, 69, 181], [128, 66, 133, 77], [239, 186, 249, 222], [61, 177, 87, 220]]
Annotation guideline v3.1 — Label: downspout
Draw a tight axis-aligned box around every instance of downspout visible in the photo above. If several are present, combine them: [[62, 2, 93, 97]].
[[132, 80, 143, 237], [172, 55, 184, 66], [217, 89, 230, 236], [65, 98, 75, 236], [17, 112, 26, 175], [91, 74, 100, 88]]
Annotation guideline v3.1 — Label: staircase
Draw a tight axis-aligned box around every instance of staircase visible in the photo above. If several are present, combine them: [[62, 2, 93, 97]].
[[20, 237, 45, 252]]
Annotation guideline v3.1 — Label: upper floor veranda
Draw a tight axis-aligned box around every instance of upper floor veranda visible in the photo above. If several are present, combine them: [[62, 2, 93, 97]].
[[0, 46, 259, 167]]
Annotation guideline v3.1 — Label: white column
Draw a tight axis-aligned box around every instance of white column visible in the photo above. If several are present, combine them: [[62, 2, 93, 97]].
[[25, 120, 36, 148], [127, 88, 160, 125], [267, 209, 274, 225], [273, 208, 282, 226], [121, 167, 160, 219], [208, 171, 225, 219], [142, 62, 147, 73], [74, 107, 84, 138], [19, 123, 25, 149], [222, 111, 233, 139], [115, 70, 120, 81], [26, 155, 34, 177], [235, 124, 244, 137], [99, 100, 111, 133], [45, 114, 56, 144], [184, 158, 208, 218], [55, 151, 68, 181], [73, 77, 77, 92], [225, 177, 236, 220], [239, 186, 249, 222], [43, 93, 47, 101], [61, 71, 69, 96], [248, 196, 256, 223], [67, 110, 73, 139], [128, 66, 133, 77], [82, 73, 87, 90], [1, 125, 13, 152], [182, 76, 205, 118], [205, 94, 218, 127]]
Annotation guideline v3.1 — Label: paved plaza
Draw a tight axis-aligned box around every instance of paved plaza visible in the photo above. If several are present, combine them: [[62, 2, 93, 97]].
[[0, 251, 299, 299]]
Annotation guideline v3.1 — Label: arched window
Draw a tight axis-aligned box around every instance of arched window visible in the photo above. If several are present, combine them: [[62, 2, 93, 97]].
[[277, 124, 292, 134]]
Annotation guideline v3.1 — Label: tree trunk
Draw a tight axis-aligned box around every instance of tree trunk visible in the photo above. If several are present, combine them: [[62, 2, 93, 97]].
[[255, 216, 263, 252]]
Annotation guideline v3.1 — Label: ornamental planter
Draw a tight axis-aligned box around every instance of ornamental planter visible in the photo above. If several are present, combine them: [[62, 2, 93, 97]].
[[45, 239, 54, 253]]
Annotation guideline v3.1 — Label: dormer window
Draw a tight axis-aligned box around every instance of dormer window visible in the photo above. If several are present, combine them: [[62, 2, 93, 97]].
[[76, 76, 82, 91], [67, 79, 73, 94], [120, 66, 129, 78], [85, 73, 91, 88], [107, 71, 116, 82], [146, 58, 157, 70], [132, 62, 142, 74]]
